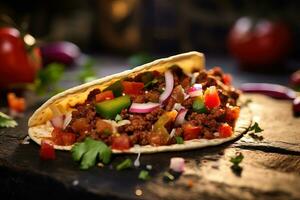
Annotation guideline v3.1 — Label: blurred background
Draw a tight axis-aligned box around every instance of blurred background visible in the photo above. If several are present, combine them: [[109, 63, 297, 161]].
[[0, 0, 300, 102]]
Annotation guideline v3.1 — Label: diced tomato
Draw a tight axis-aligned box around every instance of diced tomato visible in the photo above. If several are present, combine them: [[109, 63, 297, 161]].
[[225, 106, 240, 122], [95, 90, 114, 102], [40, 140, 56, 160], [222, 73, 232, 85], [61, 132, 76, 145], [204, 86, 221, 109], [218, 123, 233, 138], [7, 92, 26, 112], [51, 127, 76, 145], [111, 135, 131, 150], [183, 124, 201, 140], [122, 81, 144, 95], [51, 127, 63, 145]]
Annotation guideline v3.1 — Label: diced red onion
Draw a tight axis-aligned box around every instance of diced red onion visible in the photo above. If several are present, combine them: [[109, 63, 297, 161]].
[[175, 109, 188, 126], [293, 96, 300, 116], [188, 84, 203, 97], [173, 103, 185, 111], [129, 102, 160, 113], [63, 113, 72, 129], [50, 115, 65, 129], [170, 157, 185, 173], [240, 83, 296, 100], [159, 70, 174, 103]]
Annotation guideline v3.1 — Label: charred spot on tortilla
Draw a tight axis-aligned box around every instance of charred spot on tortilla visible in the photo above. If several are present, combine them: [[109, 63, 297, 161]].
[[28, 52, 252, 153]]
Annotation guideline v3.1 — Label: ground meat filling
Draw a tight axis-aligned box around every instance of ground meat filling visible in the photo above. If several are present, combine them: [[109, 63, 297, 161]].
[[65, 66, 241, 147]]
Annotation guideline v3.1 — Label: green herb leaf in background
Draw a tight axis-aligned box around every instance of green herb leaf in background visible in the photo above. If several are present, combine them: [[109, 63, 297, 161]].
[[249, 122, 263, 133], [138, 170, 151, 181], [78, 59, 96, 83], [0, 112, 17, 128], [230, 152, 244, 176], [71, 137, 112, 170], [116, 158, 133, 171], [35, 63, 65, 95]]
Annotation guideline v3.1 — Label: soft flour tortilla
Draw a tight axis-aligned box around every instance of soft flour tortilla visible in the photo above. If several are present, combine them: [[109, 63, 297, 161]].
[[28, 51, 252, 153]]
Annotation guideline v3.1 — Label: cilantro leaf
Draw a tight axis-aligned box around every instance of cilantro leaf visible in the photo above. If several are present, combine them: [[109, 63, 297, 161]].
[[0, 112, 17, 128], [35, 63, 65, 95], [78, 59, 96, 83], [249, 122, 263, 133], [230, 152, 244, 176], [175, 136, 184, 144], [71, 137, 112, 170], [138, 170, 151, 181], [116, 158, 132, 171]]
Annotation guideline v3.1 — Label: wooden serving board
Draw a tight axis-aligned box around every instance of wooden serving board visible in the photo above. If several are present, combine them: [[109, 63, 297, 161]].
[[1, 94, 300, 200]]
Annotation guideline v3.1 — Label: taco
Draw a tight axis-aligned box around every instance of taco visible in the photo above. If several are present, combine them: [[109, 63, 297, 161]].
[[28, 51, 252, 153]]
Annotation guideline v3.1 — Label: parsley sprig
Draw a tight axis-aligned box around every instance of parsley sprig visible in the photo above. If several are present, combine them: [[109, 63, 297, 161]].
[[71, 137, 112, 170], [249, 122, 263, 133], [0, 112, 17, 128], [230, 152, 244, 176]]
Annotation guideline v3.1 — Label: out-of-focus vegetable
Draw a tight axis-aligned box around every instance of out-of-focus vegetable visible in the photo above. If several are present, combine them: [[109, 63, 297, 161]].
[[138, 170, 151, 180], [0, 112, 17, 128], [128, 53, 153, 68], [222, 74, 232, 85], [293, 97, 300, 116], [71, 137, 112, 169], [41, 41, 81, 66], [290, 70, 300, 91], [228, 17, 291, 68], [174, 109, 187, 126], [95, 95, 131, 119], [249, 122, 264, 133], [240, 83, 296, 100], [34, 63, 65, 95], [170, 157, 185, 173], [187, 84, 202, 97], [40, 140, 56, 160], [230, 152, 244, 175], [116, 158, 132, 170], [7, 92, 26, 113], [78, 59, 96, 83], [0, 27, 41, 88], [193, 97, 207, 113], [50, 115, 65, 129]]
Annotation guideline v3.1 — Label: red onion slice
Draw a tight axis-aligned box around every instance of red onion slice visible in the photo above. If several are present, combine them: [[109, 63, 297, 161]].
[[175, 109, 188, 126], [170, 157, 185, 173], [50, 115, 65, 129], [63, 113, 72, 129], [129, 102, 160, 113], [159, 70, 174, 103], [188, 84, 203, 97], [240, 83, 296, 100]]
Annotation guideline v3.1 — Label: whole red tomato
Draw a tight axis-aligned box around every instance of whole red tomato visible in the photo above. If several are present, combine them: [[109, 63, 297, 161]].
[[227, 17, 292, 66], [0, 27, 41, 88]]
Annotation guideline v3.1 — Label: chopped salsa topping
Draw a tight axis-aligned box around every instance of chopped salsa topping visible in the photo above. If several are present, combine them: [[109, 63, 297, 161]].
[[50, 66, 241, 150]]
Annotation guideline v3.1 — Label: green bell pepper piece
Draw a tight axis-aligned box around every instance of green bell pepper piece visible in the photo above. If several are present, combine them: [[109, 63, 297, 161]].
[[104, 80, 123, 97], [95, 95, 131, 119], [193, 97, 207, 113]]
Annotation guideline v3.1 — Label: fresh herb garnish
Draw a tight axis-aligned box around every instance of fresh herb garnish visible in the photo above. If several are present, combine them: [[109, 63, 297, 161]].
[[175, 136, 184, 144], [34, 63, 65, 95], [138, 170, 151, 181], [0, 112, 17, 128], [116, 158, 133, 171], [115, 114, 123, 122], [230, 152, 244, 176], [71, 137, 112, 170], [249, 122, 263, 133], [163, 171, 175, 181], [78, 59, 96, 83]]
